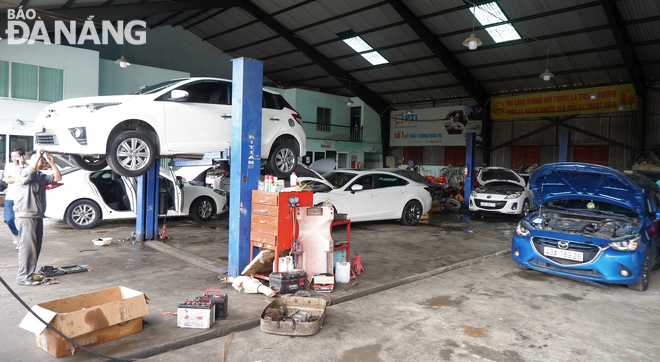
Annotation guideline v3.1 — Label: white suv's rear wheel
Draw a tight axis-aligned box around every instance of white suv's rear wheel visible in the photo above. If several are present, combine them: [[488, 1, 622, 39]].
[[107, 131, 157, 177], [268, 142, 298, 178], [70, 154, 107, 171]]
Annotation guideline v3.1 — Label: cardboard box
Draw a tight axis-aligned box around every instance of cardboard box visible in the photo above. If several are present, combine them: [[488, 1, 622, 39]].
[[19, 286, 149, 357]]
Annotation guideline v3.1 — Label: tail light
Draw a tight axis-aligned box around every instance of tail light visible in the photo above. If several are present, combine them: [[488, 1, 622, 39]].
[[176, 176, 182, 180], [649, 224, 659, 239], [286, 106, 302, 126], [424, 187, 431, 193], [46, 182, 63, 190]]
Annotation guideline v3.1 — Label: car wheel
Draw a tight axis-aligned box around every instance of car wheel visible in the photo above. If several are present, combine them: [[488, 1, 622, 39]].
[[446, 198, 461, 212], [519, 199, 531, 219], [628, 250, 651, 292], [65, 200, 100, 229], [70, 154, 107, 171], [515, 262, 529, 270], [190, 196, 215, 222], [107, 131, 157, 177], [267, 142, 298, 179], [400, 200, 423, 226]]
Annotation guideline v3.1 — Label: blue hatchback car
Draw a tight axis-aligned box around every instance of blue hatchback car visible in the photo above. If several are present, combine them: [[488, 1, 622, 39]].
[[511, 163, 660, 291]]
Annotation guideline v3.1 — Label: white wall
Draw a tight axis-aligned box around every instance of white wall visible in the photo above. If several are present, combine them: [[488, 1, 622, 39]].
[[0, 40, 99, 136], [99, 59, 189, 95]]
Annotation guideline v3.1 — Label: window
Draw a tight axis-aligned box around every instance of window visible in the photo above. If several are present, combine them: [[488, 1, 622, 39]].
[[0, 60, 8, 97], [444, 146, 466, 166], [376, 175, 407, 188], [263, 92, 278, 109], [0, 60, 64, 102], [403, 146, 423, 166], [316, 107, 331, 132], [470, 2, 521, 44], [173, 80, 229, 104], [511, 146, 540, 170], [573, 146, 608, 166]]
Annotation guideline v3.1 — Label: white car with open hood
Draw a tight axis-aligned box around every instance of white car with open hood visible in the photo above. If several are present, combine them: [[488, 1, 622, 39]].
[[469, 167, 533, 217], [33, 77, 306, 178]]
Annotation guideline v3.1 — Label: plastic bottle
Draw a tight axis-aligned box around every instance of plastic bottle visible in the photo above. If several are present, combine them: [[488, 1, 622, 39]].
[[290, 172, 297, 188]]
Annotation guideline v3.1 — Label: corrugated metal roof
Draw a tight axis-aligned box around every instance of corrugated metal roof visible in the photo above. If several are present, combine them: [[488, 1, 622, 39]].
[[1, 0, 657, 107]]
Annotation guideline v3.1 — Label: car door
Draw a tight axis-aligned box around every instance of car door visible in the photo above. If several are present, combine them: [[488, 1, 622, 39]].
[[161, 80, 232, 153], [373, 174, 410, 219], [342, 174, 379, 221], [260, 91, 284, 157], [162, 168, 183, 215]]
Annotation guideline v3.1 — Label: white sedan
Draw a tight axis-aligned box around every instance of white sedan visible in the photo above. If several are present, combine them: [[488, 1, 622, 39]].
[[45, 166, 227, 229], [299, 168, 433, 226], [469, 167, 532, 217]]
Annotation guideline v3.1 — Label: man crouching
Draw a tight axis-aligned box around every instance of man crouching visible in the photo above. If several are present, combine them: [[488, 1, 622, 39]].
[[14, 150, 61, 286]]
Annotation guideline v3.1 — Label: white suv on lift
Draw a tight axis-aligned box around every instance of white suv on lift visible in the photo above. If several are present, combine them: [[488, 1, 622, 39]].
[[33, 77, 307, 178]]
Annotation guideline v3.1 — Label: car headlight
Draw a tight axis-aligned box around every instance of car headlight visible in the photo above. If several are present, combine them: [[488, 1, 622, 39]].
[[505, 192, 523, 199], [67, 102, 122, 113], [515, 222, 530, 236], [470, 190, 477, 197], [608, 235, 640, 251]]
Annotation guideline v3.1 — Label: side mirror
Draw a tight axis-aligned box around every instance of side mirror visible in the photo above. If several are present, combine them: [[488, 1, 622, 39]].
[[350, 184, 363, 194], [170, 90, 189, 101]]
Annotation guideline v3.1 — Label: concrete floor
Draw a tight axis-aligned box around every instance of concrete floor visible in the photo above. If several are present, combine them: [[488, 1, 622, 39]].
[[1, 206, 658, 362]]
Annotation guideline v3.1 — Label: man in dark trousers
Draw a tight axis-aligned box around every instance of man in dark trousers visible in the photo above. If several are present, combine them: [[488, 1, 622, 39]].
[[14, 150, 61, 286]]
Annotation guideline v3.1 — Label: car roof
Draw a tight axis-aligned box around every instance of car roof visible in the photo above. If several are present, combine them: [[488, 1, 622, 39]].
[[170, 77, 280, 94]]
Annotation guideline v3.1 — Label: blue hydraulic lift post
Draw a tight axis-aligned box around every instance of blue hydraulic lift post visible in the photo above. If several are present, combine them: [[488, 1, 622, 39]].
[[228, 58, 263, 277], [558, 129, 569, 162], [464, 133, 476, 206], [135, 163, 160, 242]]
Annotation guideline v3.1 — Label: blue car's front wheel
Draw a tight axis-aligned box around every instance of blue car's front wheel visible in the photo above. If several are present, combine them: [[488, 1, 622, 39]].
[[628, 250, 651, 292]]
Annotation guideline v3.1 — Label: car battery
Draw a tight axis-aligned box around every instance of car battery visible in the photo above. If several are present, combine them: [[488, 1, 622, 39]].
[[312, 273, 334, 293], [198, 290, 228, 320], [177, 300, 215, 329], [269, 269, 307, 294]]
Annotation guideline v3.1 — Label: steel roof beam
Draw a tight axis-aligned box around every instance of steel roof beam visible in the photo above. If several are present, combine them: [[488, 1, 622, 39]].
[[240, 0, 389, 115]]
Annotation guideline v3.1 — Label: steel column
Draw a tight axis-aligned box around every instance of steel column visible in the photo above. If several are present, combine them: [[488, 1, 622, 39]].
[[558, 130, 569, 162], [464, 133, 476, 206], [135, 162, 160, 242], [228, 58, 263, 277]]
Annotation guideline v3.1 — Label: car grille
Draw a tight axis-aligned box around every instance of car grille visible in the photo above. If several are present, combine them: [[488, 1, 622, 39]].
[[532, 237, 601, 265], [528, 258, 603, 277], [36, 135, 58, 145], [475, 199, 507, 209]]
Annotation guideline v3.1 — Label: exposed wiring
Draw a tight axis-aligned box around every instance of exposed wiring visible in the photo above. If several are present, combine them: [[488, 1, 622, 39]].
[[222, 331, 240, 362], [0, 274, 136, 361]]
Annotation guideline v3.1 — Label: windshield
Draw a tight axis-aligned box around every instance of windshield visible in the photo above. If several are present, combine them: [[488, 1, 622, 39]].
[[131, 79, 186, 95], [321, 172, 358, 188], [546, 199, 638, 218]]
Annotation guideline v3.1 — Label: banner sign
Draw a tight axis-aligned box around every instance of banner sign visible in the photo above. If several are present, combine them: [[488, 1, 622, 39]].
[[390, 105, 483, 147], [490, 84, 637, 120]]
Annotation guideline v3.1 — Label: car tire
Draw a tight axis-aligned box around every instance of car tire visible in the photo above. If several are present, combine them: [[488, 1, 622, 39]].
[[267, 142, 298, 179], [65, 200, 101, 229], [107, 131, 157, 177], [515, 262, 529, 270], [70, 154, 108, 171], [628, 250, 651, 292], [401, 200, 423, 226], [190, 196, 215, 222], [446, 198, 461, 212], [519, 199, 531, 219]]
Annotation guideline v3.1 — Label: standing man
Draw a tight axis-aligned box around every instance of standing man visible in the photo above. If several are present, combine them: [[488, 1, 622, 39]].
[[14, 150, 61, 286], [3, 147, 25, 246]]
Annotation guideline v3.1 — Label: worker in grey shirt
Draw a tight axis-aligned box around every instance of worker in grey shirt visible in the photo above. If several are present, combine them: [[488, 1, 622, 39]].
[[14, 150, 61, 286]]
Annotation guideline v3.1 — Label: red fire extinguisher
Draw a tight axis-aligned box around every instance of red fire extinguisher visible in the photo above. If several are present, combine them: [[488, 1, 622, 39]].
[[464, 165, 469, 177]]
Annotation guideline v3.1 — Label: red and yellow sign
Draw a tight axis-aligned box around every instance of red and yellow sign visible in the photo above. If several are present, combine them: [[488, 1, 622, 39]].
[[490, 84, 637, 119]]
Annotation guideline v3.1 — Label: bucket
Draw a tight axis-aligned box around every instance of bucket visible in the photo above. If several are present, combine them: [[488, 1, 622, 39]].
[[335, 262, 351, 283]]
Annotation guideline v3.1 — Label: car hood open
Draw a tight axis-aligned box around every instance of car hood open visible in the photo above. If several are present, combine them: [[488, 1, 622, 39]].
[[477, 167, 525, 187], [530, 163, 645, 212]]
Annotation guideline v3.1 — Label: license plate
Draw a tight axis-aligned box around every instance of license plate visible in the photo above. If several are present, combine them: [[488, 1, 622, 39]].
[[543, 247, 583, 261], [481, 202, 496, 207]]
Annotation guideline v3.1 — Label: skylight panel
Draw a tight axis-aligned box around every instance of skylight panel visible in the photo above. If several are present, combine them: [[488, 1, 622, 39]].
[[485, 24, 521, 43], [341, 34, 389, 66], [343, 36, 373, 53], [361, 51, 389, 66], [470, 1, 521, 43]]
